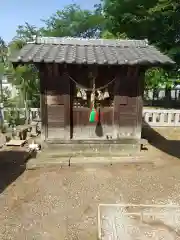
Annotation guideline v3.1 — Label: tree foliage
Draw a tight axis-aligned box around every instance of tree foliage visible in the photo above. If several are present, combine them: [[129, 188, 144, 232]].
[[0, 37, 8, 75], [14, 22, 39, 42], [103, 0, 180, 63], [102, 0, 180, 88], [7, 23, 40, 108], [40, 4, 105, 38]]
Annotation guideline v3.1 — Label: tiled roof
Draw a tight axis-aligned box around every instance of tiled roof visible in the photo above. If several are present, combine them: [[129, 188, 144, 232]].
[[10, 37, 175, 66]]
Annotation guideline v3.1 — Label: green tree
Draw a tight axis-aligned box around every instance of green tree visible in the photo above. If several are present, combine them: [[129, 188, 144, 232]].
[[40, 4, 105, 38], [13, 22, 40, 42], [101, 30, 128, 39], [0, 37, 8, 76], [102, 0, 180, 89], [9, 24, 40, 110], [0, 37, 8, 116], [103, 0, 180, 64]]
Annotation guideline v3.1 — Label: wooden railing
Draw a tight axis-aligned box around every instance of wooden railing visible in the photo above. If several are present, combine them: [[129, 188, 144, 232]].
[[143, 108, 180, 127]]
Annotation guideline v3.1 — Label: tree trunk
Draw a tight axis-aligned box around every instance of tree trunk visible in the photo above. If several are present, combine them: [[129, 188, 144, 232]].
[[165, 85, 171, 108], [24, 89, 29, 124]]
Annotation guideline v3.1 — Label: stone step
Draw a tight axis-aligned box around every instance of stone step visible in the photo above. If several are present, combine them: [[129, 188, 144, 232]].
[[38, 152, 139, 158], [25, 140, 150, 169], [26, 155, 153, 169], [38, 150, 140, 158], [41, 142, 141, 156]]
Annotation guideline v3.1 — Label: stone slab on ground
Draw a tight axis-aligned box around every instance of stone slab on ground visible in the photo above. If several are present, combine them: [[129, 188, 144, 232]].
[[98, 204, 180, 240], [6, 139, 27, 146]]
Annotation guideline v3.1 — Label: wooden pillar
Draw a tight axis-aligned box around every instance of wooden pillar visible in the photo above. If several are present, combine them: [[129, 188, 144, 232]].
[[135, 66, 146, 139], [38, 64, 47, 141], [113, 67, 128, 138], [61, 66, 71, 140], [45, 63, 70, 141]]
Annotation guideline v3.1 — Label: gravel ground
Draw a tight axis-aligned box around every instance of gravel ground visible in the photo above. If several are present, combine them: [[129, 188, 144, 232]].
[[0, 160, 180, 239], [0, 127, 180, 239]]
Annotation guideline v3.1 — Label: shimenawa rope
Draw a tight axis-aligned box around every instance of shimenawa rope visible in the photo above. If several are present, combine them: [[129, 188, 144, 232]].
[[67, 74, 116, 91]]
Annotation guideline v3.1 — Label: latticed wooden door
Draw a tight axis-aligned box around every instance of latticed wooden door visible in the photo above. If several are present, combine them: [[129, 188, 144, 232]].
[[70, 69, 115, 140]]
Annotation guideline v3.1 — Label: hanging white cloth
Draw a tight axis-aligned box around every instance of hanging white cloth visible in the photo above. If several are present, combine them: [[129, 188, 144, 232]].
[[104, 88, 110, 99], [81, 89, 87, 100], [77, 89, 82, 98], [97, 90, 104, 100]]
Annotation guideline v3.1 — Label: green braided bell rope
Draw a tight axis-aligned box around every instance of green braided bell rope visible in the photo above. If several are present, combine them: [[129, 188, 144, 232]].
[[89, 108, 96, 122]]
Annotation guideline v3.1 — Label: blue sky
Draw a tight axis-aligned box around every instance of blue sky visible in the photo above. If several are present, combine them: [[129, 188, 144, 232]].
[[1, 0, 99, 43]]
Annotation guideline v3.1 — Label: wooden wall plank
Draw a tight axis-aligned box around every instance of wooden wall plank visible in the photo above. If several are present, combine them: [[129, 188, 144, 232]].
[[113, 66, 141, 139]]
